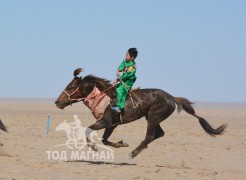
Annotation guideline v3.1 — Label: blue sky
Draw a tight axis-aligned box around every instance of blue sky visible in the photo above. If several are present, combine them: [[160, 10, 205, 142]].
[[0, 0, 245, 102]]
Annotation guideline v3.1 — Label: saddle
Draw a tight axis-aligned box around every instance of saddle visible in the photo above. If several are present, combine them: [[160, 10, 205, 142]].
[[131, 86, 141, 92], [128, 87, 141, 109]]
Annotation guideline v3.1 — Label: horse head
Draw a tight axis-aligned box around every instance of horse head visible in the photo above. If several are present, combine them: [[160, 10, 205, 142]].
[[55, 68, 114, 109], [55, 68, 84, 109]]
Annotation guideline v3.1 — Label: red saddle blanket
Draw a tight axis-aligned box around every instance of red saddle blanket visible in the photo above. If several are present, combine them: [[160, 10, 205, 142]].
[[84, 87, 110, 120]]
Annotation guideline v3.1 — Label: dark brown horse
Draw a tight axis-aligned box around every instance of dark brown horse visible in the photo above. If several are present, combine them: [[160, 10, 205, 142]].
[[0, 119, 7, 147], [55, 68, 227, 159], [0, 119, 7, 132]]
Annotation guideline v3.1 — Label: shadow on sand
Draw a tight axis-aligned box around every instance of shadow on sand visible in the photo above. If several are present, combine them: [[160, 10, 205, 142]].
[[156, 164, 192, 169], [66, 159, 136, 166]]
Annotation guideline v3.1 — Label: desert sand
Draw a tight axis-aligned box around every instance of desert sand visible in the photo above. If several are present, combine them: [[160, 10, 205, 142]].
[[0, 98, 245, 180]]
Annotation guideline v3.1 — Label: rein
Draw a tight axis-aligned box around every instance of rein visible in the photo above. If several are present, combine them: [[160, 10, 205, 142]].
[[63, 84, 115, 103]]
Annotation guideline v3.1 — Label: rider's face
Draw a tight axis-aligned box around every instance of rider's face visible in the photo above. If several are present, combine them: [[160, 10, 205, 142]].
[[125, 52, 134, 61]]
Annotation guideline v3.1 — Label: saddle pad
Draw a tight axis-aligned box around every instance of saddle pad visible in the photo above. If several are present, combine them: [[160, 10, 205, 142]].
[[84, 87, 110, 120]]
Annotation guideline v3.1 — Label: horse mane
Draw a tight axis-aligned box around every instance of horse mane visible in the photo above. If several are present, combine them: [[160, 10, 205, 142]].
[[82, 75, 116, 97]]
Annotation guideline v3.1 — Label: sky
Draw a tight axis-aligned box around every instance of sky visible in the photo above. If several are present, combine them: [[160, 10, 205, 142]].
[[0, 0, 245, 102]]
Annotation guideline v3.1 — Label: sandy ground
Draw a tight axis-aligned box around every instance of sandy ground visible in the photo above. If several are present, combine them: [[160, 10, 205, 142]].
[[0, 98, 245, 180]]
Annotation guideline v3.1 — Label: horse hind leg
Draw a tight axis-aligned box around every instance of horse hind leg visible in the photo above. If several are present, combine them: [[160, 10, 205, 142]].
[[154, 124, 165, 139], [129, 101, 174, 158], [144, 124, 165, 150], [129, 123, 158, 159]]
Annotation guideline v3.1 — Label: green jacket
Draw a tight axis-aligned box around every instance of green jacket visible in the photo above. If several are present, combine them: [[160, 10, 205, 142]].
[[117, 60, 136, 86]]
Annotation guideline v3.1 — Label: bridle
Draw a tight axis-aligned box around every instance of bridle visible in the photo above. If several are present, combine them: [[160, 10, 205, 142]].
[[63, 84, 116, 103], [63, 86, 85, 102]]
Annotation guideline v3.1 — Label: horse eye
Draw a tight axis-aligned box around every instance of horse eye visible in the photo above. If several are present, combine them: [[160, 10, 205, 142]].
[[67, 84, 78, 90]]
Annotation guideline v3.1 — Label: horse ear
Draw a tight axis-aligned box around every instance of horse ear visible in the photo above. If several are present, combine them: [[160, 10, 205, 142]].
[[80, 76, 82, 79], [74, 68, 83, 77]]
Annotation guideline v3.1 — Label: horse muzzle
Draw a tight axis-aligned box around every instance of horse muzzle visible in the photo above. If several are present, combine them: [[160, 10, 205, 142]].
[[55, 100, 68, 109]]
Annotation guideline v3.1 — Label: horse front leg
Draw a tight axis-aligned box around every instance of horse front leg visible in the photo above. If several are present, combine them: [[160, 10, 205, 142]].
[[86, 119, 112, 151], [88, 118, 112, 130], [86, 137, 98, 152], [102, 126, 129, 148]]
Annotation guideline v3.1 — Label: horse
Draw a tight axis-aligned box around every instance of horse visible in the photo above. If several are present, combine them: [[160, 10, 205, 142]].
[[0, 119, 7, 147], [0, 119, 7, 132], [55, 68, 227, 159]]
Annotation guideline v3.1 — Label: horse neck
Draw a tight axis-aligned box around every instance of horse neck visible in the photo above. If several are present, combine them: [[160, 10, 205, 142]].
[[80, 82, 95, 98], [80, 78, 110, 97]]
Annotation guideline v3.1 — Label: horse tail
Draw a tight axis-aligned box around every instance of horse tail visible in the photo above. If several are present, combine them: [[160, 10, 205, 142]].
[[0, 119, 8, 132], [174, 97, 227, 136]]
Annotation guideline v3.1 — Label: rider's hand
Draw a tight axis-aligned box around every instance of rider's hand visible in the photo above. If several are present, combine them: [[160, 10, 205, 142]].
[[112, 78, 118, 85], [116, 70, 120, 77]]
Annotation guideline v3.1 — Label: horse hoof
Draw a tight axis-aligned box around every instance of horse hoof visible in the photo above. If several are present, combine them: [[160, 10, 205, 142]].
[[118, 140, 129, 147], [127, 153, 134, 159], [122, 153, 133, 163], [91, 145, 98, 152], [123, 141, 129, 147]]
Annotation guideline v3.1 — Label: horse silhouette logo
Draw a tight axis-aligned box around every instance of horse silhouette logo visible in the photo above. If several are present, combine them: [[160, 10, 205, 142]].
[[56, 115, 102, 150]]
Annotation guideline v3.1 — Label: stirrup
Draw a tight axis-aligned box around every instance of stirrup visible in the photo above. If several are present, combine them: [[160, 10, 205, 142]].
[[111, 107, 121, 113]]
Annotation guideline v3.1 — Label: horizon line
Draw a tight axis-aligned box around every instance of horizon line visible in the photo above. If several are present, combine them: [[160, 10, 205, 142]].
[[0, 97, 246, 104]]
